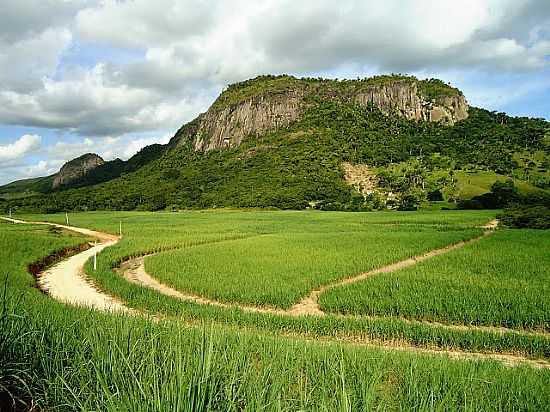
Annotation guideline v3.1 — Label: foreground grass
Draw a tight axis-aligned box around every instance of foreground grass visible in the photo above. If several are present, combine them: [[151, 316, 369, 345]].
[[2, 220, 550, 411], [320, 230, 550, 331]]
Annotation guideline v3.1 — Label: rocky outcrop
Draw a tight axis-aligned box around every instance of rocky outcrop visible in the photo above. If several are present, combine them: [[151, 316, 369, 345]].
[[52, 153, 104, 189], [342, 162, 379, 196], [352, 81, 468, 124], [171, 76, 469, 152], [192, 89, 305, 151]]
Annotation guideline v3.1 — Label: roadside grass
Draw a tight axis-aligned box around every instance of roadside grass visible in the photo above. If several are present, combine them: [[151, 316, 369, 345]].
[[320, 229, 550, 331], [2, 214, 550, 410]]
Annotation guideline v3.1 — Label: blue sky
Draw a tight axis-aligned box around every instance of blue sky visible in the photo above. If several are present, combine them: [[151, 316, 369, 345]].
[[1, 0, 549, 185]]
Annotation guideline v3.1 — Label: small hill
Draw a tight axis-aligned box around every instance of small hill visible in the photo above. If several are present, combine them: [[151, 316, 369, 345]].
[[52, 153, 105, 189], [2, 74, 549, 212]]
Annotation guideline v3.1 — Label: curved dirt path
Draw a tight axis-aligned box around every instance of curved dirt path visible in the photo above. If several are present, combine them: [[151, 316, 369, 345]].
[[119, 220, 501, 319], [2, 217, 130, 313], [5, 216, 550, 369]]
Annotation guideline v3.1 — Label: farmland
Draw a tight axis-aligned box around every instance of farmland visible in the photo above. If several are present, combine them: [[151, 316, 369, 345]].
[[144, 225, 482, 308], [320, 229, 550, 331], [1, 210, 550, 410]]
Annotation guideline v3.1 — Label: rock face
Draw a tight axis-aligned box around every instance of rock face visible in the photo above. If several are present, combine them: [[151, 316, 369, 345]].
[[352, 81, 468, 124], [171, 76, 469, 152], [52, 153, 105, 189], [192, 89, 305, 151]]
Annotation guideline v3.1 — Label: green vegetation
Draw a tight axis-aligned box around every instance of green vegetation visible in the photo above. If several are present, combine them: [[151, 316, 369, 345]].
[[18, 210, 550, 359], [146, 223, 481, 308], [0, 175, 53, 194], [2, 211, 550, 410], [498, 205, 550, 229], [455, 170, 545, 199], [2, 74, 547, 213], [320, 229, 550, 331], [458, 179, 550, 210], [211, 74, 424, 111], [6, 101, 549, 213], [417, 78, 462, 101]]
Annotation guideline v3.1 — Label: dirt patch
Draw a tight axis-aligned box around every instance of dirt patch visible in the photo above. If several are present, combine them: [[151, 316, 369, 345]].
[[342, 162, 379, 196]]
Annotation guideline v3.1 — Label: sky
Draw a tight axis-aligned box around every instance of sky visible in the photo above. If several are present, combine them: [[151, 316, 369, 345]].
[[0, 0, 549, 185]]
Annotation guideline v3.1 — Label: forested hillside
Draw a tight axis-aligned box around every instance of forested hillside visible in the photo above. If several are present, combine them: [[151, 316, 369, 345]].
[[2, 75, 549, 212]]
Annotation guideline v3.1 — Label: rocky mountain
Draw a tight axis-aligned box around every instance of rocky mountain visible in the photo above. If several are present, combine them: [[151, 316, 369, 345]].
[[170, 75, 468, 152], [2, 74, 548, 212], [52, 153, 105, 189]]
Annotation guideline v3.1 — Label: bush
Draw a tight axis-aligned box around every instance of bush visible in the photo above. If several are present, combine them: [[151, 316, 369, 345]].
[[459, 180, 520, 209], [427, 189, 443, 201], [497, 206, 550, 229]]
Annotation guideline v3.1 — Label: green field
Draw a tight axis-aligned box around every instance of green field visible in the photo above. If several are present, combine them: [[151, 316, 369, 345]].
[[320, 230, 550, 331], [454, 170, 545, 199], [145, 223, 482, 308], [2, 210, 550, 410]]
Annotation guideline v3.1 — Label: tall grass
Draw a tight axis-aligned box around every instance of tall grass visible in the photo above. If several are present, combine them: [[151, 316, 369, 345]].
[[2, 216, 550, 410], [320, 229, 550, 331], [3, 292, 550, 411]]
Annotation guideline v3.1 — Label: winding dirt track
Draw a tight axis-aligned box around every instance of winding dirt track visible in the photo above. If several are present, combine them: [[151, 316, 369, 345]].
[[120, 220, 501, 318], [4, 216, 550, 369], [2, 217, 130, 313]]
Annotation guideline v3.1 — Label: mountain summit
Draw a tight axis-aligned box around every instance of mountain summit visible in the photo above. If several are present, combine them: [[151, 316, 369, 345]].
[[52, 153, 105, 189], [1, 74, 548, 212], [170, 75, 468, 152]]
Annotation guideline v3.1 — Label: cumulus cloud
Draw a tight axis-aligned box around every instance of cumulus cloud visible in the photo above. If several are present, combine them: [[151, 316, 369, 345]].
[[0, 0, 90, 43], [75, 0, 550, 79], [0, 0, 548, 140], [0, 65, 210, 136], [0, 134, 41, 162], [24, 159, 64, 177], [0, 0, 549, 185]]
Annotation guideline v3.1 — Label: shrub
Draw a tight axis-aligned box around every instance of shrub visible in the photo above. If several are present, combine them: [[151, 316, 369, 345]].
[[498, 206, 550, 229]]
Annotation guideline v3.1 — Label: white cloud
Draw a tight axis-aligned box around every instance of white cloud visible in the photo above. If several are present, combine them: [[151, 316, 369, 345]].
[[47, 137, 95, 159], [0, 134, 41, 162], [0, 64, 211, 136], [0, 0, 548, 187], [76, 0, 213, 48], [24, 159, 64, 177]]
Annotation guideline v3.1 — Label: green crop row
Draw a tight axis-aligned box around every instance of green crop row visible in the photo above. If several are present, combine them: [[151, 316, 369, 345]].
[[1, 219, 550, 411], [320, 229, 550, 331]]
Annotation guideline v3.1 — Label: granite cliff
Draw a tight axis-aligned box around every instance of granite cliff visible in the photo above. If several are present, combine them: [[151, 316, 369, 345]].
[[52, 153, 105, 189], [171, 75, 468, 151]]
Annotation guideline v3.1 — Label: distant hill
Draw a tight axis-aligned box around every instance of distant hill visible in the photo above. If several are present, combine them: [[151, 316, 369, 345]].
[[0, 144, 166, 195], [2, 74, 549, 212]]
